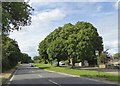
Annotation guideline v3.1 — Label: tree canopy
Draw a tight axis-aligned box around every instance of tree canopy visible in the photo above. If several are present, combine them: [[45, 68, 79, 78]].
[[2, 34, 21, 72], [2, 2, 33, 34], [113, 53, 120, 60], [47, 38, 67, 66], [1, 2, 33, 72], [38, 21, 103, 66], [2, 34, 32, 72], [20, 53, 32, 63]]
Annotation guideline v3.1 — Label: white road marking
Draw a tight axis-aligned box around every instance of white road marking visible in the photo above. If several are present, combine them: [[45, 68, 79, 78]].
[[49, 79, 61, 86], [44, 69, 118, 84], [7, 68, 18, 85], [38, 75, 43, 77], [31, 71, 34, 73], [44, 69, 79, 77], [10, 68, 18, 81]]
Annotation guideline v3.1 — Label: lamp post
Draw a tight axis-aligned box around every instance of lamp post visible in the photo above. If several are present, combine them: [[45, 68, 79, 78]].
[[95, 50, 100, 77]]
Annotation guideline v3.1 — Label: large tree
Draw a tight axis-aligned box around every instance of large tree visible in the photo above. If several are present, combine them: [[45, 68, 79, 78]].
[[2, 2, 33, 34], [38, 27, 62, 64], [38, 40, 49, 64], [47, 38, 67, 66], [38, 21, 103, 67], [74, 22, 103, 66]]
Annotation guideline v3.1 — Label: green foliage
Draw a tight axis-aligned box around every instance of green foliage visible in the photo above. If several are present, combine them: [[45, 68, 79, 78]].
[[1, 2, 33, 72], [2, 35, 21, 72], [38, 21, 103, 66], [33, 56, 40, 61], [38, 40, 49, 64], [20, 53, 32, 63], [99, 53, 106, 64], [113, 53, 120, 59], [2, 35, 32, 72], [47, 38, 67, 66], [2, 2, 33, 34], [33, 56, 43, 63]]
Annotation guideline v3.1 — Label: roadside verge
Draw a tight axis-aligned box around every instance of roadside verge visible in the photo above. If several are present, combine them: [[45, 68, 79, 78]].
[[35, 63, 119, 84], [1, 64, 20, 85], [44, 69, 118, 84]]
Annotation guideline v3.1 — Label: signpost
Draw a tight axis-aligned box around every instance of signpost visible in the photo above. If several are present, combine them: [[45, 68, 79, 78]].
[[95, 50, 100, 77]]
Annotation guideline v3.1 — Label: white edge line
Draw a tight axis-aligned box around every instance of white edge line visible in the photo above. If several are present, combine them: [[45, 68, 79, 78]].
[[44, 69, 118, 84], [44, 69, 78, 77], [48, 79, 61, 86], [7, 68, 18, 85], [10, 68, 18, 81]]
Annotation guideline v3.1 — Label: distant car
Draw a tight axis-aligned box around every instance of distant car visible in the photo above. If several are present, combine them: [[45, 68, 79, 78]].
[[53, 62, 65, 66], [30, 63, 34, 67], [31, 65, 34, 67]]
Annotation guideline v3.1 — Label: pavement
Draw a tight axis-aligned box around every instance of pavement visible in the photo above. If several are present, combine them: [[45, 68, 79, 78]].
[[6, 64, 119, 86]]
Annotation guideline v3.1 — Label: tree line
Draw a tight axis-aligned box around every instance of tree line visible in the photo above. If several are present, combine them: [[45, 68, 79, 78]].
[[38, 22, 103, 67], [2, 34, 32, 72], [1, 2, 33, 72]]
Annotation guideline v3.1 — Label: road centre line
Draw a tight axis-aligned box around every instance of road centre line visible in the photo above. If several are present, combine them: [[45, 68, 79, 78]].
[[48, 79, 61, 86]]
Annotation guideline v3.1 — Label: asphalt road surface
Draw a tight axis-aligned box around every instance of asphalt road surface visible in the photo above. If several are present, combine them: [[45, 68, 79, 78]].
[[7, 64, 118, 86]]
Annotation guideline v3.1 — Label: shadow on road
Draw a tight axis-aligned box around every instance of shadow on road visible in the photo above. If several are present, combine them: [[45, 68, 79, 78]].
[[15, 67, 49, 75], [4, 77, 119, 86]]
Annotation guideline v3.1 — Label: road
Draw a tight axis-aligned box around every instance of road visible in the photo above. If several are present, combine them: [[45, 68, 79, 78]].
[[8, 64, 118, 86]]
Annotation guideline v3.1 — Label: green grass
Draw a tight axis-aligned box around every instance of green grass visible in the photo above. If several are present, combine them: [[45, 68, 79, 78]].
[[35, 63, 119, 82]]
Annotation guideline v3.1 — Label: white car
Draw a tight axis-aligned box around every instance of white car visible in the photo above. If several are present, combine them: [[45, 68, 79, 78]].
[[53, 62, 65, 65]]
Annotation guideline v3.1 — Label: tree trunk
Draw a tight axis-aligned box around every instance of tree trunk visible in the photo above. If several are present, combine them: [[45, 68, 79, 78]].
[[50, 60, 52, 65], [57, 59, 60, 66], [44, 60, 47, 64], [82, 60, 84, 67], [72, 62, 75, 67], [68, 59, 71, 66], [72, 59, 75, 68]]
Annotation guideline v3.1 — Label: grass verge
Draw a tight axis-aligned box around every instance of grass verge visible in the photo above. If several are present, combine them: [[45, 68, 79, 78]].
[[35, 63, 119, 82]]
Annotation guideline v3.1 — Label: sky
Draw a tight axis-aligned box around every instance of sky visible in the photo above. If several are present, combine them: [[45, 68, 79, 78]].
[[9, 0, 119, 58]]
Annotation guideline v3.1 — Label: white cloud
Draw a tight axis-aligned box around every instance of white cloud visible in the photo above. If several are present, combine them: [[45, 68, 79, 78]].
[[96, 5, 102, 12], [104, 41, 118, 50], [114, 0, 120, 9], [91, 12, 118, 55], [32, 9, 66, 23], [9, 2, 118, 57], [9, 8, 66, 57]]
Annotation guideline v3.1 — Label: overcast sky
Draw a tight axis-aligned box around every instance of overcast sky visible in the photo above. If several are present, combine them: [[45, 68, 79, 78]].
[[9, 0, 118, 57]]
